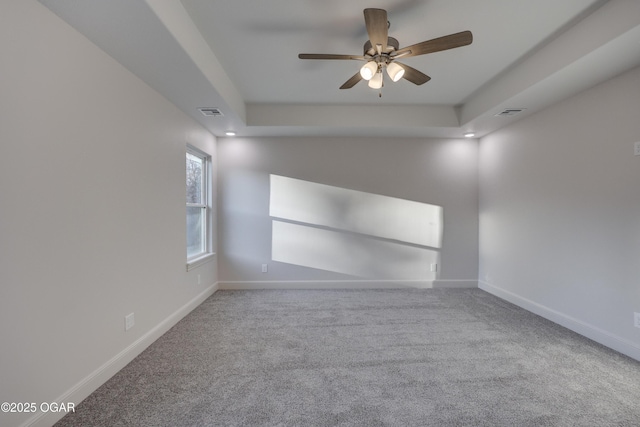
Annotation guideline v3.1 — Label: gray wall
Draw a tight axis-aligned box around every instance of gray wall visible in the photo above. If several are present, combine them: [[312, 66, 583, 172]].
[[218, 136, 478, 286], [0, 2, 217, 426], [479, 66, 640, 360]]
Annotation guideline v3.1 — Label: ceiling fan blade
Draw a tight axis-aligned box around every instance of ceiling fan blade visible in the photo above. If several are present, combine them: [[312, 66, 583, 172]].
[[299, 53, 366, 60], [363, 8, 388, 53], [395, 30, 472, 58], [397, 62, 431, 85], [339, 72, 363, 89]]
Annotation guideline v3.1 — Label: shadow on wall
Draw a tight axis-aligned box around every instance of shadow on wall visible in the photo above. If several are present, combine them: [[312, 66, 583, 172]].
[[269, 175, 443, 279]]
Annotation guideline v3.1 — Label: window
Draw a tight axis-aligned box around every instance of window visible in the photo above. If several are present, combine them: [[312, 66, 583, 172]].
[[186, 145, 213, 269]]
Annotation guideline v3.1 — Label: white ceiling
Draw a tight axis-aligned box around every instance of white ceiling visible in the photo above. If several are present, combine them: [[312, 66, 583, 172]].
[[39, 0, 640, 139]]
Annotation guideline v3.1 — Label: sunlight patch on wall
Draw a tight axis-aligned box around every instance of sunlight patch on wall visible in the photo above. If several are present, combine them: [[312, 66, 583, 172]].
[[270, 175, 443, 248], [269, 175, 443, 279], [272, 221, 438, 279]]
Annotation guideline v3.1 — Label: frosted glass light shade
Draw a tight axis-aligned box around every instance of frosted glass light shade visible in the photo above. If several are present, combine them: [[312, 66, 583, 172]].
[[368, 72, 383, 89], [360, 61, 377, 80], [386, 62, 405, 82]]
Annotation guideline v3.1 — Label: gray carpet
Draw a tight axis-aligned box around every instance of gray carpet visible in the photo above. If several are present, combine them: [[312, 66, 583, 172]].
[[55, 289, 640, 426]]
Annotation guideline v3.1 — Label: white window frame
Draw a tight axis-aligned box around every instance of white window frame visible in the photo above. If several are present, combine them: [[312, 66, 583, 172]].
[[186, 145, 214, 271]]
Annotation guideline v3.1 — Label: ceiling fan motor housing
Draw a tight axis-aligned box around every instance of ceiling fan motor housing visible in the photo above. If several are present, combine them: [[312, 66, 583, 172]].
[[364, 37, 400, 56]]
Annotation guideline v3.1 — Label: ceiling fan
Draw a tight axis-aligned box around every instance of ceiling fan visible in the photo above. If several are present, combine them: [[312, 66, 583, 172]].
[[298, 8, 472, 93]]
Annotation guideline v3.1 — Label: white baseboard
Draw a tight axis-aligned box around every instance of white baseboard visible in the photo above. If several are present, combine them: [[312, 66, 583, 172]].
[[218, 279, 478, 290], [220, 280, 431, 290], [433, 280, 478, 288], [479, 281, 640, 362], [24, 283, 219, 427]]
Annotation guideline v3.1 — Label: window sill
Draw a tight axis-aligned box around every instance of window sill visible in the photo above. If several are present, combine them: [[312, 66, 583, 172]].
[[186, 253, 216, 272]]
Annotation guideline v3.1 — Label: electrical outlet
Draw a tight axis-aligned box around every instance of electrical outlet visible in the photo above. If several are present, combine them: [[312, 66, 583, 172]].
[[635, 142, 640, 156], [125, 313, 135, 331], [261, 264, 268, 273], [634, 312, 640, 329], [430, 263, 438, 272]]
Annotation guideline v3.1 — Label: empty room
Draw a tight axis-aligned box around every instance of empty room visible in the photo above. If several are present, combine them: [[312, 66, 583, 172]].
[[1, 1, 639, 426]]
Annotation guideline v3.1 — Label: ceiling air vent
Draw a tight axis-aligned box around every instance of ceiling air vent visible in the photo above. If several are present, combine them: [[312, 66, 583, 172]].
[[494, 108, 525, 117], [198, 107, 224, 117]]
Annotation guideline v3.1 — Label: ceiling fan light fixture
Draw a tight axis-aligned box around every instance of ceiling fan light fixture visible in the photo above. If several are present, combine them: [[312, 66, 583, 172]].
[[360, 61, 378, 80], [368, 71, 383, 89], [386, 62, 405, 82]]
